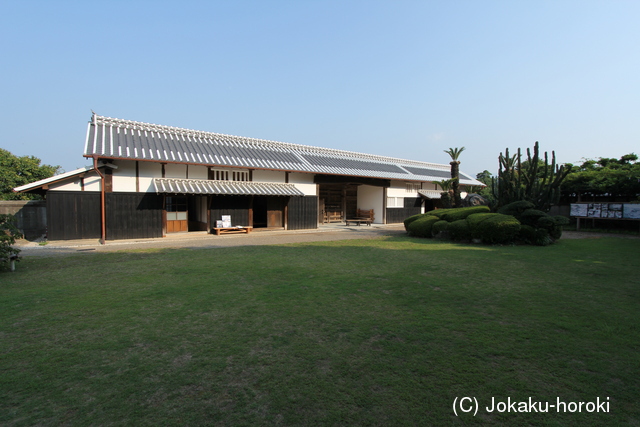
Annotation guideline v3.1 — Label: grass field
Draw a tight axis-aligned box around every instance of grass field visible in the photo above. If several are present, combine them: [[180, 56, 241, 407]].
[[1, 236, 639, 426]]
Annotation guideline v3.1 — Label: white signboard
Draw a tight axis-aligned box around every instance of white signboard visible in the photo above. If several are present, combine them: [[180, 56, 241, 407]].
[[571, 203, 639, 219], [623, 204, 640, 219]]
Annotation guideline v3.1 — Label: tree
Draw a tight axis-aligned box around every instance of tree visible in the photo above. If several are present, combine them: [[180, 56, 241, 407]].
[[438, 179, 454, 208], [562, 153, 639, 201], [0, 214, 22, 271], [443, 147, 466, 208], [0, 149, 60, 200], [476, 170, 493, 185]]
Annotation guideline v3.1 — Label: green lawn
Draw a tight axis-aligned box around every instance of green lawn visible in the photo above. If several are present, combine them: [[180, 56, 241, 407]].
[[1, 236, 639, 426]]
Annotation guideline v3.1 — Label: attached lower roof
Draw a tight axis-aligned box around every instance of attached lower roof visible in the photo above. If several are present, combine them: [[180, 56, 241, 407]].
[[12, 166, 95, 193], [85, 114, 482, 186], [153, 178, 304, 196]]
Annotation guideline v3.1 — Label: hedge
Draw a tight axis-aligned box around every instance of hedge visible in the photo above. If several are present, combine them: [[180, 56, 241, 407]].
[[448, 219, 472, 241], [425, 206, 491, 222], [407, 215, 440, 237], [404, 213, 426, 231], [497, 200, 536, 217], [431, 220, 449, 237], [473, 214, 521, 244]]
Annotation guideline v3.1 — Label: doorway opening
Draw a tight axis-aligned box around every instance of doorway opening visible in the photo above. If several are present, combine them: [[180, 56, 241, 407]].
[[252, 196, 287, 229], [165, 195, 208, 233]]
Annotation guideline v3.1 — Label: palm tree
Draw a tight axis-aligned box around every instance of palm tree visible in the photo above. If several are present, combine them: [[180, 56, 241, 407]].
[[444, 147, 466, 207], [438, 179, 454, 208]]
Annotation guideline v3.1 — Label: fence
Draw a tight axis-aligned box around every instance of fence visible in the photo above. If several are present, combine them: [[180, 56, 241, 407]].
[[0, 200, 47, 240]]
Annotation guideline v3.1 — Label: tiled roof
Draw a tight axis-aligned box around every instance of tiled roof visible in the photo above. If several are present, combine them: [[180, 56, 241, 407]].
[[13, 166, 95, 193], [153, 178, 304, 196], [418, 189, 444, 199], [85, 114, 482, 185]]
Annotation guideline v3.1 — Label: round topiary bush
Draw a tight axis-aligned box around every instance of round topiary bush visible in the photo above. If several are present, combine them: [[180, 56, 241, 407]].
[[407, 215, 440, 237], [473, 214, 521, 244], [404, 213, 426, 231], [518, 224, 537, 244], [497, 200, 536, 217], [519, 209, 548, 227], [466, 213, 495, 232], [425, 206, 491, 222], [448, 219, 472, 241], [431, 220, 449, 237]]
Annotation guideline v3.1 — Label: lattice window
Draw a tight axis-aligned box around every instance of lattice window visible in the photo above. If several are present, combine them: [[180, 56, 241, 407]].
[[387, 197, 403, 208], [406, 183, 421, 193], [210, 169, 249, 181]]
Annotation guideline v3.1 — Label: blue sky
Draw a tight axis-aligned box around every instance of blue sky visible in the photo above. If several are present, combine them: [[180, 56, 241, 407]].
[[2, 0, 638, 178]]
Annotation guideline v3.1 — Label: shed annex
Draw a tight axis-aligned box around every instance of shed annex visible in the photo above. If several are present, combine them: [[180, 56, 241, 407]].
[[14, 113, 482, 241]]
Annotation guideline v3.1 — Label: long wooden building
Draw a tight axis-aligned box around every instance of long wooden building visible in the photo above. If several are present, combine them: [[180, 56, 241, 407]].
[[14, 114, 482, 241]]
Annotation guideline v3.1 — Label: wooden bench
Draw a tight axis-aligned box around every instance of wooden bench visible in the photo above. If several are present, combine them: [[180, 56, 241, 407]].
[[323, 210, 343, 223], [212, 226, 253, 236], [346, 209, 374, 226]]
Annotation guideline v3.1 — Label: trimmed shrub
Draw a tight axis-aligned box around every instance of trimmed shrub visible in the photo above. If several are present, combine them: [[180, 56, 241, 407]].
[[425, 206, 491, 222], [498, 200, 536, 217], [431, 220, 449, 237], [536, 215, 569, 240], [552, 215, 570, 226], [466, 213, 495, 232], [473, 214, 521, 244], [518, 224, 537, 244], [519, 209, 548, 227], [424, 208, 457, 219], [448, 219, 472, 241], [404, 213, 426, 231], [407, 215, 440, 238], [532, 228, 553, 246]]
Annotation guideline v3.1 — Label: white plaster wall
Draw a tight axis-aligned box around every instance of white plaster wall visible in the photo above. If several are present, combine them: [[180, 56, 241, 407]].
[[165, 163, 188, 179], [138, 161, 162, 193], [357, 185, 384, 224], [387, 187, 408, 197], [253, 169, 286, 183], [188, 165, 208, 180], [112, 161, 137, 192], [293, 183, 317, 196], [289, 172, 315, 184], [49, 179, 83, 191], [48, 170, 102, 192]]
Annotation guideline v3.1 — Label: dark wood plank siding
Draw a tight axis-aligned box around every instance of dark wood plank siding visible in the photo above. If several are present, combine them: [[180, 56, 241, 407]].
[[210, 196, 251, 228], [46, 192, 101, 240], [106, 193, 163, 240], [386, 197, 422, 224], [288, 196, 318, 230]]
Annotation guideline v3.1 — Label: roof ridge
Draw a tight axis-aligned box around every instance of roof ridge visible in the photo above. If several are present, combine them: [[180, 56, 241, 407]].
[[92, 114, 450, 170]]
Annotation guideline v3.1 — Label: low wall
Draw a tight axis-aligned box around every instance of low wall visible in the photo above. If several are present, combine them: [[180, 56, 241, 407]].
[[0, 200, 47, 240]]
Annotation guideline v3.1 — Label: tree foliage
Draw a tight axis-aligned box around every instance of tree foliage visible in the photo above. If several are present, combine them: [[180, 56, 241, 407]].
[[562, 153, 639, 201], [0, 214, 22, 270], [0, 149, 60, 200]]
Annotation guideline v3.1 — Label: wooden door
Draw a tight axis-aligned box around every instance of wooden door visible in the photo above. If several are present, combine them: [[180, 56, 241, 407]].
[[266, 197, 284, 228], [166, 196, 188, 233], [267, 210, 282, 228]]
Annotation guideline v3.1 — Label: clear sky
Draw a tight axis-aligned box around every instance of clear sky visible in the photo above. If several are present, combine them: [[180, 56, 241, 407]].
[[1, 0, 638, 178]]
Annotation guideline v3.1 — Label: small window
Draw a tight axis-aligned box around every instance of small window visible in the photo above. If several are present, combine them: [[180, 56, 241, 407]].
[[210, 169, 249, 182], [406, 183, 421, 193], [387, 197, 403, 208]]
